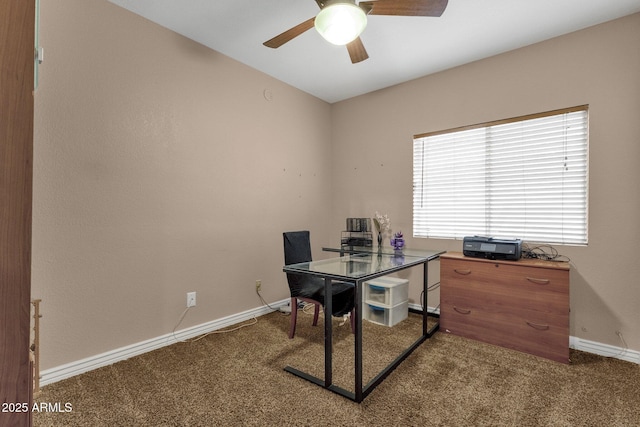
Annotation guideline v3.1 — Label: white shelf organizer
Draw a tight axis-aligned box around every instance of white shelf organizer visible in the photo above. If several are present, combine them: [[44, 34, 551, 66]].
[[363, 277, 409, 327]]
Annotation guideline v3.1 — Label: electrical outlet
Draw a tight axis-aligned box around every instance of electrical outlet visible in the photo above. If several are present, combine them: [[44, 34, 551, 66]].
[[187, 292, 196, 308], [255, 280, 262, 292]]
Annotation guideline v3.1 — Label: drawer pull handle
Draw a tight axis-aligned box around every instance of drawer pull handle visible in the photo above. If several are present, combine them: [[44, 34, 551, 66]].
[[526, 277, 550, 285], [453, 306, 471, 315], [526, 321, 550, 331], [453, 269, 472, 275]]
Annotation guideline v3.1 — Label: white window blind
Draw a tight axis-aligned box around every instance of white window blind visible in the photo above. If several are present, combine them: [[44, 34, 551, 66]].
[[413, 106, 588, 245]]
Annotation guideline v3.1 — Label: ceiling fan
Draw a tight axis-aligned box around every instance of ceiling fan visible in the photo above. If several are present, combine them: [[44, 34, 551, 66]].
[[263, 0, 448, 64]]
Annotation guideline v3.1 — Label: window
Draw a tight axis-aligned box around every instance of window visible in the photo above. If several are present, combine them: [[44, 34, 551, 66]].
[[413, 106, 588, 245]]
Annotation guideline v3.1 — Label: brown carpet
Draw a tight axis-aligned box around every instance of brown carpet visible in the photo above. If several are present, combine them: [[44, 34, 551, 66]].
[[34, 310, 639, 426]]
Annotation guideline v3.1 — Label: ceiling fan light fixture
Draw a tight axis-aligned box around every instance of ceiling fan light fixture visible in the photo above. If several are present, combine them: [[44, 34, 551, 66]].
[[314, 1, 367, 46]]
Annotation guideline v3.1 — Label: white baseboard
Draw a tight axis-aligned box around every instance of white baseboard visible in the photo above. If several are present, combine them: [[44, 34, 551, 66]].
[[40, 300, 638, 386], [570, 336, 640, 364], [409, 302, 440, 315], [40, 299, 289, 387]]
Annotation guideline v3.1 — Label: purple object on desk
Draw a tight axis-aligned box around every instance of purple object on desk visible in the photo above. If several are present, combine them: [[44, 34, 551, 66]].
[[390, 231, 405, 250]]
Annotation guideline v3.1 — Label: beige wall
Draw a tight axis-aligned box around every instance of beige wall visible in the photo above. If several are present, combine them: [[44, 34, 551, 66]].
[[331, 13, 640, 351], [33, 0, 333, 369], [33, 0, 639, 372]]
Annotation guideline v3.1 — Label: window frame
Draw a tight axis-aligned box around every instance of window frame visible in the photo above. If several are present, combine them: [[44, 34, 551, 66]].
[[412, 105, 589, 246]]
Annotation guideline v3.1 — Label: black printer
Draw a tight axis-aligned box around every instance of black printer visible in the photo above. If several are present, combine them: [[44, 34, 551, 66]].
[[463, 236, 522, 260]]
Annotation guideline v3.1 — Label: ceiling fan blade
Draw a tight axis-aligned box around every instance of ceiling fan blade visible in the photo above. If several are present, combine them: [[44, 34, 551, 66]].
[[263, 17, 316, 48], [361, 0, 448, 17], [346, 37, 369, 63]]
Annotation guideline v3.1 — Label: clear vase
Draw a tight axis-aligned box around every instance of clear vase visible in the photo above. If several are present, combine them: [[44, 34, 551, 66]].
[[377, 232, 382, 247]]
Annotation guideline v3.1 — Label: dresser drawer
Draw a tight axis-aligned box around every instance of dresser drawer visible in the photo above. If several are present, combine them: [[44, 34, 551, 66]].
[[441, 302, 569, 362], [441, 288, 567, 322], [441, 259, 569, 315]]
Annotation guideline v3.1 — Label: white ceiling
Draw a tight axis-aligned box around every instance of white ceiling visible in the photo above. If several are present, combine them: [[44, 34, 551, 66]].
[[108, 0, 640, 103]]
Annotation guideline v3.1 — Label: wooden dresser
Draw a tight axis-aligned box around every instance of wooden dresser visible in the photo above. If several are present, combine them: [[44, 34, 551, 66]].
[[440, 252, 570, 363]]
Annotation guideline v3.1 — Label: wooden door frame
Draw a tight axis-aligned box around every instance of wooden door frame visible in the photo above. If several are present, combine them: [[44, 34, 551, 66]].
[[0, 0, 35, 425]]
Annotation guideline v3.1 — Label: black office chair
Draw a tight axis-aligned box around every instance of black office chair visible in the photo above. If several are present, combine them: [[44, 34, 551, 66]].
[[283, 231, 355, 339]]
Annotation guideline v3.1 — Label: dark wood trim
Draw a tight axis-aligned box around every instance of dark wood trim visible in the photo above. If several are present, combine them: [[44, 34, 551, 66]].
[[0, 0, 35, 425], [414, 104, 589, 139]]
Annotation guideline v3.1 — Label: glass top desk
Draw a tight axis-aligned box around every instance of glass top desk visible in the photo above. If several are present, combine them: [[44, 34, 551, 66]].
[[324, 245, 443, 258], [282, 247, 444, 402]]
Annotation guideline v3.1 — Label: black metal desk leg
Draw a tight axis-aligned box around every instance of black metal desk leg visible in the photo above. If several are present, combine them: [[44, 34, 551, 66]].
[[324, 277, 333, 387], [423, 262, 428, 335], [354, 279, 363, 402]]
